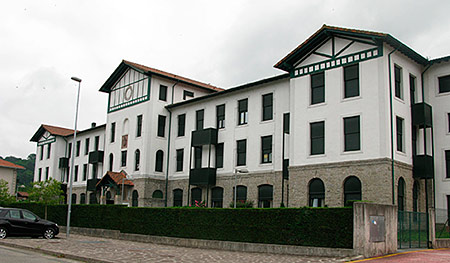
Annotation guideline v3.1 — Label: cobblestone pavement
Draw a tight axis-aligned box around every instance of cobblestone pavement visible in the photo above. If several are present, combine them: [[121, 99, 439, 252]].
[[0, 234, 355, 263]]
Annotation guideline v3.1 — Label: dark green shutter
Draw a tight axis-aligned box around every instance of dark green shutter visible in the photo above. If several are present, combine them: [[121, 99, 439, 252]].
[[262, 93, 273, 121], [311, 72, 325, 104], [215, 143, 224, 168], [344, 116, 360, 151], [237, 139, 246, 166], [439, 75, 450, 93], [344, 64, 359, 98], [310, 121, 324, 155], [178, 114, 185, 137]]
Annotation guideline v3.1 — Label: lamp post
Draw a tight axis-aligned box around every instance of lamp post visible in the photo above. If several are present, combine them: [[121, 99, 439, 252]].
[[233, 168, 248, 208], [67, 76, 81, 238]]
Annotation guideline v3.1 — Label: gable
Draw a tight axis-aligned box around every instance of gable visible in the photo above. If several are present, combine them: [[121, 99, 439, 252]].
[[108, 68, 150, 113], [37, 131, 56, 146], [293, 35, 382, 78]]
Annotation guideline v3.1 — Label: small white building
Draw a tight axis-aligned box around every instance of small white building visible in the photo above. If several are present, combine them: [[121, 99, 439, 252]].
[[0, 159, 24, 195], [30, 25, 450, 212]]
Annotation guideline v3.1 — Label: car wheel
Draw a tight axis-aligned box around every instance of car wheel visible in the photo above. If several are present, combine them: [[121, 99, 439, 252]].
[[43, 228, 55, 239], [0, 227, 7, 239]]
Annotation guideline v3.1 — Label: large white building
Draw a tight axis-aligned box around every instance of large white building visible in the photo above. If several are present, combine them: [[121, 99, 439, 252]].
[[31, 25, 450, 212]]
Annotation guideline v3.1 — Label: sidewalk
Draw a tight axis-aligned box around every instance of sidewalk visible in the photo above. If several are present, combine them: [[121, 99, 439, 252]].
[[0, 234, 355, 263]]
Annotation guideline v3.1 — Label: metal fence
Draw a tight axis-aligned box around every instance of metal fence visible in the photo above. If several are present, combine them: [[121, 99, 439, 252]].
[[398, 211, 427, 249], [435, 208, 450, 239]]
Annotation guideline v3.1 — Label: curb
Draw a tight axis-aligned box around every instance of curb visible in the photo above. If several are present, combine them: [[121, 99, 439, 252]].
[[0, 241, 110, 263]]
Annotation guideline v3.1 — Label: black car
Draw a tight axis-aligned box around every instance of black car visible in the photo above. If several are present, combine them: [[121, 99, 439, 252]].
[[0, 208, 59, 239]]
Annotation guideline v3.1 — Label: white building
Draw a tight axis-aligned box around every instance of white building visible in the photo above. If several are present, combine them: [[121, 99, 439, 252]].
[[31, 25, 450, 212], [0, 159, 24, 195]]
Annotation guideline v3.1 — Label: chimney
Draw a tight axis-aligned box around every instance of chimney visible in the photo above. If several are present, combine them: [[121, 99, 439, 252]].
[[91, 122, 96, 128]]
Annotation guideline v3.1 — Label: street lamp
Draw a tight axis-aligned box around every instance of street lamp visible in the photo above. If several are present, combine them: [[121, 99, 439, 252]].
[[67, 76, 82, 238], [233, 168, 248, 208]]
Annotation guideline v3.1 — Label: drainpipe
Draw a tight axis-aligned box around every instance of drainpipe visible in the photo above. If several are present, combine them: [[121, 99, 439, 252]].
[[388, 47, 398, 205], [164, 81, 178, 207]]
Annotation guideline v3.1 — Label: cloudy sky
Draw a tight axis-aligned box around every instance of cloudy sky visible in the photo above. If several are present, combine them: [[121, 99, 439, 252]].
[[1, 0, 450, 159]]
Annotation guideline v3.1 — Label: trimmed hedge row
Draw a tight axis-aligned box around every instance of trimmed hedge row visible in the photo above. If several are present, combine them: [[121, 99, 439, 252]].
[[6, 203, 353, 248]]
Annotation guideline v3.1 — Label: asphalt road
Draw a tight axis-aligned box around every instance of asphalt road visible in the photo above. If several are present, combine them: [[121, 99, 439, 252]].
[[0, 245, 81, 263]]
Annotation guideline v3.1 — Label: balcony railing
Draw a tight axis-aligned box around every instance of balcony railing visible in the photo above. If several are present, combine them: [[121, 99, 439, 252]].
[[88, 150, 104, 164], [413, 155, 434, 179], [59, 157, 69, 168], [191, 128, 218, 146], [86, 178, 100, 191], [412, 102, 432, 128], [189, 168, 217, 186]]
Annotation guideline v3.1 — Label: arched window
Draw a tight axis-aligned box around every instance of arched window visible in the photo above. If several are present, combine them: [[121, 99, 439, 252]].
[[71, 193, 77, 204], [344, 176, 362, 206], [309, 178, 325, 207], [173, 189, 183, 207], [152, 190, 163, 199], [155, 150, 164, 172], [109, 153, 114, 171], [413, 181, 419, 212], [132, 190, 139, 207], [258, 184, 273, 208], [398, 177, 405, 211], [89, 192, 97, 204], [122, 118, 129, 135], [191, 187, 202, 206], [135, 149, 140, 171], [211, 187, 223, 208], [80, 193, 86, 204], [233, 185, 248, 204]]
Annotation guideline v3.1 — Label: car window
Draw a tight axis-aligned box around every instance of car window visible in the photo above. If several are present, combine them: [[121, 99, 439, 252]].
[[22, 211, 37, 221], [9, 210, 21, 219]]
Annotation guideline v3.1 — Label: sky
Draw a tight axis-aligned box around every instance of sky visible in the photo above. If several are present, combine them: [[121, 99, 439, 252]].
[[1, 0, 450, 159]]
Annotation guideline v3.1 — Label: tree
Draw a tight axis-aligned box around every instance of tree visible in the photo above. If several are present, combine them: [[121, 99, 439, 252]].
[[28, 179, 64, 219], [0, 179, 15, 204]]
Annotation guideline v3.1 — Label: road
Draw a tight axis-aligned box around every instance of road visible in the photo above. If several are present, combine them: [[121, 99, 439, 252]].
[[0, 245, 81, 263]]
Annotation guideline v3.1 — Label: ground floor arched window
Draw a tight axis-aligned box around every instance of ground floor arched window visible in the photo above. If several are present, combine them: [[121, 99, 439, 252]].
[[398, 177, 405, 211], [191, 187, 202, 206], [258, 184, 273, 208], [344, 176, 362, 206], [80, 193, 86, 204], [71, 193, 77, 204], [309, 178, 325, 207], [89, 192, 97, 204], [413, 180, 419, 212], [132, 190, 138, 207], [211, 187, 223, 208], [173, 189, 183, 207]]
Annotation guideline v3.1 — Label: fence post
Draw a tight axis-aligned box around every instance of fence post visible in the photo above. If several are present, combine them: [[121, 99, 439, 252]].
[[428, 208, 436, 248]]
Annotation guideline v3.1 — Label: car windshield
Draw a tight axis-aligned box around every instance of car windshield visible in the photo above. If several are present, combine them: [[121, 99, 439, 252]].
[[22, 211, 37, 221]]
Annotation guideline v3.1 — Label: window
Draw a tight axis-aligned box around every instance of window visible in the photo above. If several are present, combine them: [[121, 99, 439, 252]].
[[157, 115, 166, 137], [121, 150, 127, 167], [45, 167, 49, 181], [311, 72, 325, 104], [9, 210, 21, 219], [135, 149, 140, 171], [40, 146, 43, 160], [22, 210, 37, 221], [191, 187, 202, 206], [176, 149, 184, 172], [309, 178, 325, 207], [84, 138, 90, 155], [66, 167, 70, 182], [132, 190, 139, 207], [89, 192, 97, 204], [38, 168, 42, 181], [413, 181, 419, 212], [258, 184, 273, 208], [261, 136, 272, 163], [236, 139, 247, 166], [83, 164, 88, 181], [159, 85, 167, 101], [68, 143, 72, 158], [47, 144, 51, 159], [74, 165, 78, 182], [233, 185, 247, 203], [72, 194, 77, 204], [344, 176, 362, 206], [152, 190, 163, 199], [396, 117, 404, 152], [216, 104, 225, 129], [410, 74, 416, 104], [448, 113, 450, 133], [446, 150, 450, 178], [344, 64, 359, 98], [344, 116, 360, 151], [111, 122, 116, 143], [394, 65, 402, 99], [211, 187, 224, 208], [262, 93, 273, 121], [178, 114, 186, 137], [238, 99, 248, 125], [194, 146, 202, 169], [215, 143, 224, 168], [439, 75, 450, 94], [173, 189, 183, 207], [92, 164, 98, 179], [310, 121, 325, 155], [80, 193, 86, 204], [76, 141, 81, 157], [136, 115, 143, 137], [183, 90, 194, 100], [398, 177, 405, 211], [196, 109, 204, 130], [155, 150, 163, 172], [94, 136, 100, 151], [109, 153, 113, 171]]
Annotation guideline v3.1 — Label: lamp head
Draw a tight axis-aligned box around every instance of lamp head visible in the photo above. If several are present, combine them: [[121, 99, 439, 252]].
[[71, 77, 82, 83]]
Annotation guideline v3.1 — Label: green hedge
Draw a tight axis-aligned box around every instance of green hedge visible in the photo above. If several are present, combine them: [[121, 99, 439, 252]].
[[5, 203, 353, 248]]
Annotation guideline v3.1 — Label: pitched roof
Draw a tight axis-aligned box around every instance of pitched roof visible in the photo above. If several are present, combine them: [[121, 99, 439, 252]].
[[17, 192, 29, 197], [30, 124, 75, 142], [96, 171, 134, 187], [100, 60, 224, 93], [0, 159, 25, 170], [275, 24, 428, 71]]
